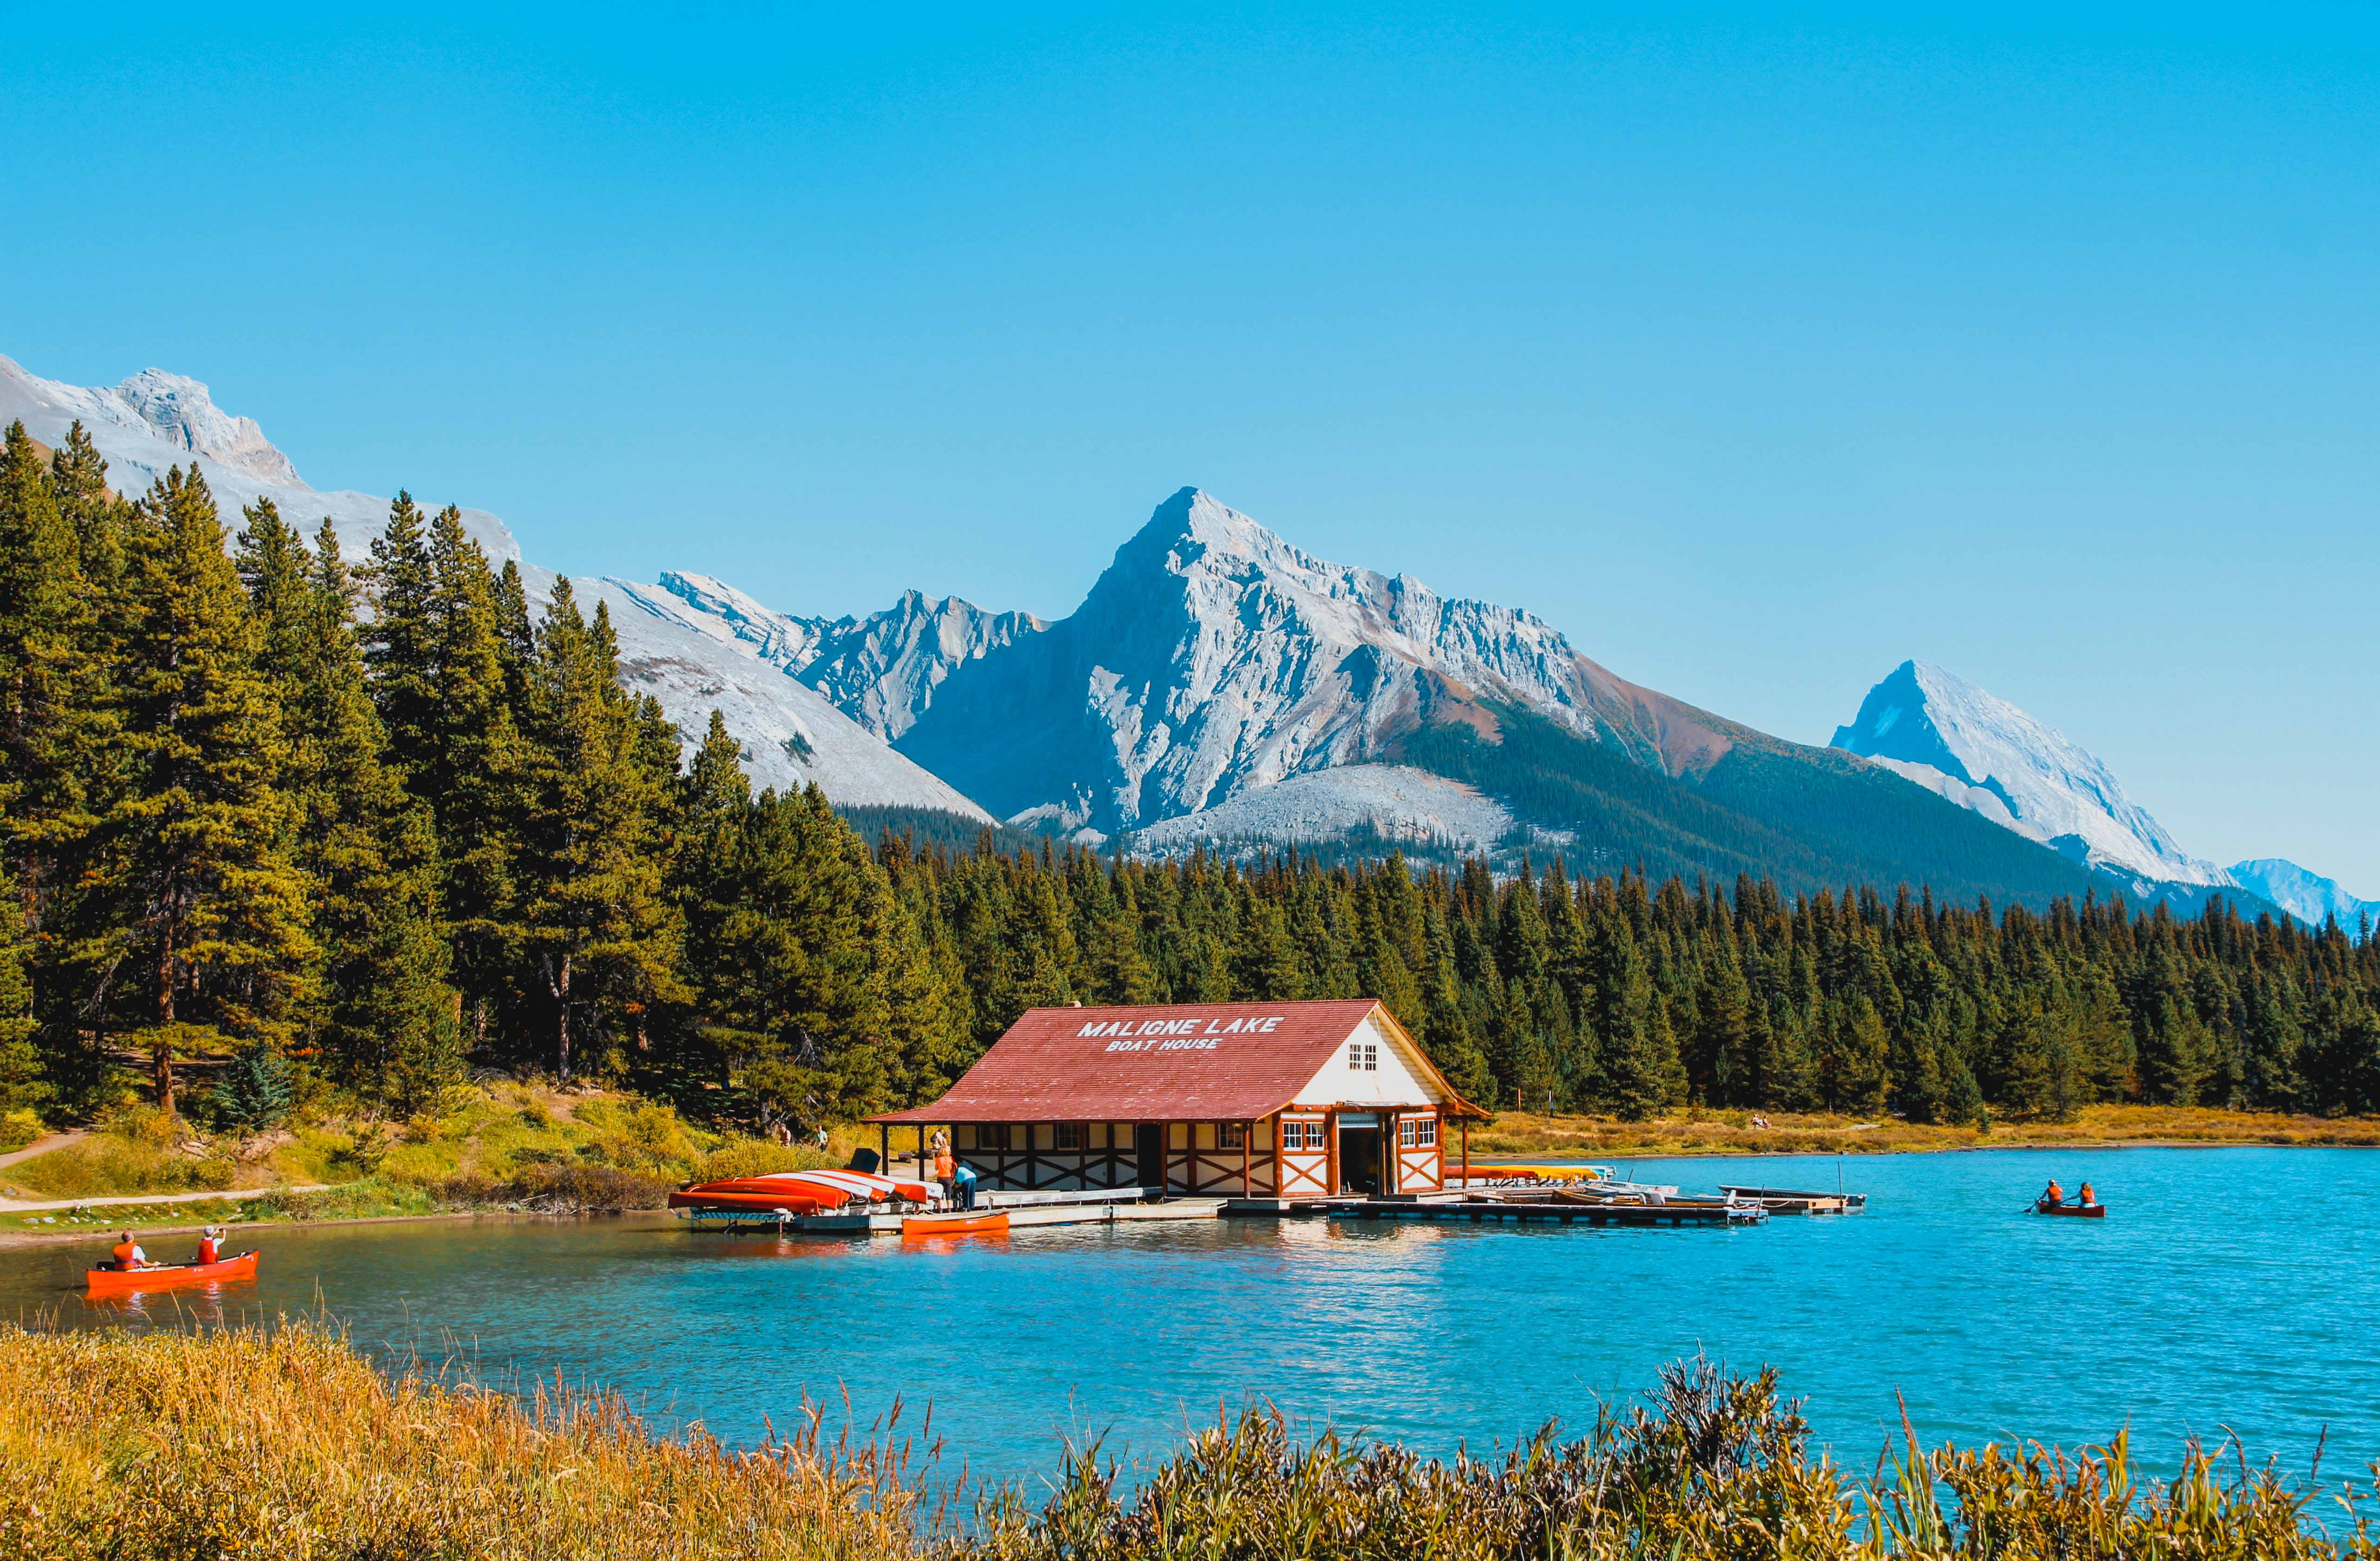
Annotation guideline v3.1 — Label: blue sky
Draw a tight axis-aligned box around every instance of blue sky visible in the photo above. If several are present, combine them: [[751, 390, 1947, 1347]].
[[5, 4, 2374, 888]]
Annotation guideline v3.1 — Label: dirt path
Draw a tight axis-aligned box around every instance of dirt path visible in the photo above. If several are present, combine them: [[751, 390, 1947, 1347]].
[[1, 1183, 333, 1214], [0, 1132, 88, 1173]]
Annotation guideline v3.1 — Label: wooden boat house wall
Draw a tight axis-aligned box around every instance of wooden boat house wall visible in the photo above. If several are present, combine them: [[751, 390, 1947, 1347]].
[[868, 1000, 1487, 1197]]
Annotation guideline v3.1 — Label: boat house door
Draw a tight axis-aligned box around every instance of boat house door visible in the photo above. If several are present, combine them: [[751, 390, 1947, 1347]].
[[1134, 1123, 1165, 1191], [1337, 1114, 1383, 1195]]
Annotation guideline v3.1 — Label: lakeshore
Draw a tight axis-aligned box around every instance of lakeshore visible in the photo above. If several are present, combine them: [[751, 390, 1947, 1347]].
[[11, 1098, 2380, 1248]]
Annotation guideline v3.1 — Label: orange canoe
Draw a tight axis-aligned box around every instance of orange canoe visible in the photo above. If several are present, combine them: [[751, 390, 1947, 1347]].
[[86, 1250, 259, 1295], [901, 1212, 1009, 1239]]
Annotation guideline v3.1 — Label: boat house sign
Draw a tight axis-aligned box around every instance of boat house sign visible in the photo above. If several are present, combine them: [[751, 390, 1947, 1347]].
[[1086, 1014, 1288, 1053]]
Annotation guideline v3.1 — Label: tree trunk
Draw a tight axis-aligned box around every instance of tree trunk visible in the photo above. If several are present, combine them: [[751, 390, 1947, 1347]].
[[554, 953, 572, 1082], [155, 927, 177, 1117]]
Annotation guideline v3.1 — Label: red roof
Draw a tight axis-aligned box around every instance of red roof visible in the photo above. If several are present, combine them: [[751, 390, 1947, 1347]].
[[868, 1000, 1481, 1124]]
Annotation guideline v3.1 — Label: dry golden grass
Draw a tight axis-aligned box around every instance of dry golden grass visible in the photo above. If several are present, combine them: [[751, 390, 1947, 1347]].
[[1, 1324, 2373, 1559], [0, 1320, 929, 1560], [1468, 1103, 2380, 1161]]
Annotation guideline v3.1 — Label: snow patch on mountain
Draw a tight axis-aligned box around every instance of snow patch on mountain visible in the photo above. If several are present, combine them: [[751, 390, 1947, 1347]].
[[1130, 764, 1519, 857], [1832, 660, 2233, 889], [0, 354, 516, 565], [2227, 860, 2377, 930]]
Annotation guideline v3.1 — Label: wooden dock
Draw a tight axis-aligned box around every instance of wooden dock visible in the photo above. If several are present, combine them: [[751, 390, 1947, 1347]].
[[1324, 1197, 1756, 1227], [1716, 1185, 1866, 1214]]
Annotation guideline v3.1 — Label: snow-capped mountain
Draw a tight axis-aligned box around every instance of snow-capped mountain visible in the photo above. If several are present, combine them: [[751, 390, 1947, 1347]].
[[0, 356, 515, 565], [1, 354, 984, 817], [630, 574, 1045, 742], [887, 487, 1734, 835], [2227, 860, 2377, 931], [1831, 660, 2234, 889]]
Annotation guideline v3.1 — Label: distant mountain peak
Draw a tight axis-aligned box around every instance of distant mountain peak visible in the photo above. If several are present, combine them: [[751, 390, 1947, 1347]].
[[2227, 859, 2377, 929], [1833, 660, 2232, 888]]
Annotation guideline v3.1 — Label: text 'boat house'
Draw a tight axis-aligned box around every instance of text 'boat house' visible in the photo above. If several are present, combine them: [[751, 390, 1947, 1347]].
[[868, 1000, 1488, 1197]]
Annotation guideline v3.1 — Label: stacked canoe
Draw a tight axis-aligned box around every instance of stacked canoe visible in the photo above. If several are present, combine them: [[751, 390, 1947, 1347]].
[[669, 1167, 937, 1215]]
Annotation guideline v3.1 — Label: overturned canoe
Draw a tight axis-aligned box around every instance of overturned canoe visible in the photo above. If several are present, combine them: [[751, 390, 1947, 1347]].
[[666, 1184, 838, 1214], [86, 1250, 260, 1295]]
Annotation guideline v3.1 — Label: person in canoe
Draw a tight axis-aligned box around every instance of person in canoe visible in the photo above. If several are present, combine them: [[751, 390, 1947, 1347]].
[[2077, 1181, 2097, 1207], [2041, 1179, 2065, 1208], [194, 1225, 224, 1265], [107, 1230, 148, 1271]]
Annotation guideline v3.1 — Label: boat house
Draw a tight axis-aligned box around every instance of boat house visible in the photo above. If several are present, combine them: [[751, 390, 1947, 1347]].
[[867, 999, 1487, 1198]]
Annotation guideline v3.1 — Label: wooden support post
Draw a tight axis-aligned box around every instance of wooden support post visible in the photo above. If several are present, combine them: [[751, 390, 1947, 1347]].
[[1325, 1109, 1340, 1196], [1271, 1114, 1283, 1200], [878, 1123, 889, 1174], [917, 1125, 927, 1182], [1460, 1120, 1470, 1188], [1241, 1121, 1252, 1199]]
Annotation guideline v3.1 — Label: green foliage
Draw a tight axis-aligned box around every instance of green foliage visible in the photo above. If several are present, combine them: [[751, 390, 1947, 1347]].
[[210, 1040, 296, 1132]]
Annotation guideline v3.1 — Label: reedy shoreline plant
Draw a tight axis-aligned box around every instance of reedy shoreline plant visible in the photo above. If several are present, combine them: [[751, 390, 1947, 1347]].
[[3, 1323, 2371, 1560]]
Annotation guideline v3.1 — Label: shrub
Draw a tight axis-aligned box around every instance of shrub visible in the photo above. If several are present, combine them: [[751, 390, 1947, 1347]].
[[0, 1108, 40, 1153]]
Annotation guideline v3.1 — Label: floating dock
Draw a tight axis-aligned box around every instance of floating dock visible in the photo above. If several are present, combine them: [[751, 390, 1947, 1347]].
[[1716, 1185, 1866, 1214], [1320, 1197, 1759, 1227], [678, 1186, 1223, 1236]]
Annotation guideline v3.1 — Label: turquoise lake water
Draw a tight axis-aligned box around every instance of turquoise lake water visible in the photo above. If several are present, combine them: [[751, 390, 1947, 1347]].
[[6, 1145, 2375, 1488]]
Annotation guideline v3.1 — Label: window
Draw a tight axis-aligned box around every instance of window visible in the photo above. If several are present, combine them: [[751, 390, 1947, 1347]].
[[1349, 1041, 1378, 1072], [1399, 1116, 1438, 1149], [1053, 1122, 1082, 1150], [977, 1123, 1011, 1151], [1219, 1121, 1246, 1150], [1281, 1120, 1324, 1151]]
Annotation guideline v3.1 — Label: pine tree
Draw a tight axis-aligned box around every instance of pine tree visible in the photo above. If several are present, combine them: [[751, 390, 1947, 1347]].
[[84, 468, 315, 1114], [240, 506, 458, 1107], [516, 580, 686, 1080], [0, 864, 44, 1117]]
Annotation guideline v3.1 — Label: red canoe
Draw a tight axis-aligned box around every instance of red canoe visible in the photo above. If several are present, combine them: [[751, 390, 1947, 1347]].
[[2034, 1200, 2107, 1218], [86, 1250, 260, 1295], [666, 1186, 837, 1214]]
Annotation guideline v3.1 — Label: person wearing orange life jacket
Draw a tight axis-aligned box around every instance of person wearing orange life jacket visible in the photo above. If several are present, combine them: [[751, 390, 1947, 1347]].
[[2076, 1181, 2097, 1207], [933, 1145, 957, 1205], [110, 1231, 147, 1271], [195, 1225, 223, 1265], [2041, 1179, 2065, 1208]]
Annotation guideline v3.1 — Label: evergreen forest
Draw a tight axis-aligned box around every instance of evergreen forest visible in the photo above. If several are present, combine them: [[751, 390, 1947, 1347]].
[[2, 421, 2376, 1134]]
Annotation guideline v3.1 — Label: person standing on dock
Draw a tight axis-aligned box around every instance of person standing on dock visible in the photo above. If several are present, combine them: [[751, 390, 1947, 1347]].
[[952, 1159, 979, 1212], [933, 1141, 957, 1205]]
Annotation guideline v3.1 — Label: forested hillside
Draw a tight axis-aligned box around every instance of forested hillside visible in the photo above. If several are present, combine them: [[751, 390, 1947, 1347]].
[[1, 420, 2373, 1135]]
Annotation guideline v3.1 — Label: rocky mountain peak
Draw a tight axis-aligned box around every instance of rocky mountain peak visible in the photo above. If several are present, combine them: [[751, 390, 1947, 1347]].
[[105, 367, 305, 487], [1833, 659, 2232, 888]]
